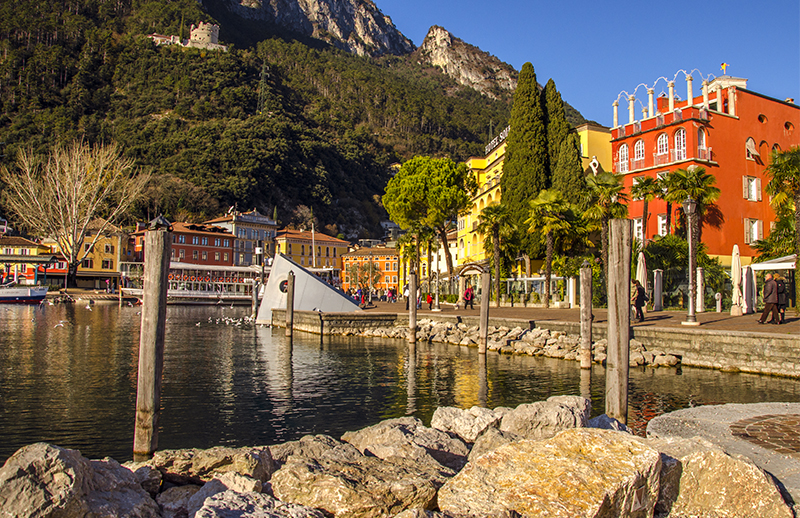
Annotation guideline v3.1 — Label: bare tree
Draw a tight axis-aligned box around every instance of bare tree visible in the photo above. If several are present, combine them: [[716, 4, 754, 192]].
[[0, 140, 150, 287]]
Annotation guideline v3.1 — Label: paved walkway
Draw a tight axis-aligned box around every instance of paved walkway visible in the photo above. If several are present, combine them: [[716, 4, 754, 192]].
[[364, 300, 799, 335], [648, 403, 800, 506]]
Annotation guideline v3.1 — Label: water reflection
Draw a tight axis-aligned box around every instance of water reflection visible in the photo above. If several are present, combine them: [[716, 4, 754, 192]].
[[1, 304, 799, 463]]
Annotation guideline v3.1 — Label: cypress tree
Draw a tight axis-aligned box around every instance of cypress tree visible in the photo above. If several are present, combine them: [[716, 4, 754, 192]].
[[552, 133, 585, 206], [501, 62, 548, 256], [542, 78, 571, 179]]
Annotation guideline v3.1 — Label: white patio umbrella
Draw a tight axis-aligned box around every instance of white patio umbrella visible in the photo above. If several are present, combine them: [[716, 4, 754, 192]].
[[730, 244, 743, 316], [636, 251, 647, 286]]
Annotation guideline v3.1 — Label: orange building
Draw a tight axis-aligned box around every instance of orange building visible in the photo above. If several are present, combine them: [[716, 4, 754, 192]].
[[341, 246, 399, 295], [611, 74, 799, 265]]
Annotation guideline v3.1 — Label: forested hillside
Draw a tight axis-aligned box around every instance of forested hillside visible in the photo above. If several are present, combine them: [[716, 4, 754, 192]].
[[0, 0, 514, 237]]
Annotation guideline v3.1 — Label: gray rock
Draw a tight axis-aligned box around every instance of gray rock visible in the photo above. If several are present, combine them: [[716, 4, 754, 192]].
[[270, 442, 450, 518], [341, 417, 468, 471], [194, 490, 328, 518], [588, 414, 630, 433], [430, 406, 503, 443], [468, 427, 521, 462], [439, 428, 662, 518], [270, 435, 341, 467], [0, 443, 159, 518], [151, 446, 275, 484], [124, 462, 163, 498], [157, 484, 202, 518], [499, 396, 589, 441]]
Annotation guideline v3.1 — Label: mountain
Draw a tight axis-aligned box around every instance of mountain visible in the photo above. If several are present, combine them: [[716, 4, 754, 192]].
[[414, 26, 517, 100], [205, 0, 414, 57]]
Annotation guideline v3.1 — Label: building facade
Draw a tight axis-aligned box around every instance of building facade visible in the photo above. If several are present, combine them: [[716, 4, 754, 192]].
[[133, 222, 234, 267], [611, 74, 800, 265], [0, 236, 57, 285], [274, 230, 349, 285], [204, 209, 278, 267], [341, 246, 400, 295]]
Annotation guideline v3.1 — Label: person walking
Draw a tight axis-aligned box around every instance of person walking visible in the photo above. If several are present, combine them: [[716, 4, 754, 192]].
[[426, 292, 433, 310], [631, 279, 646, 322], [775, 273, 788, 324], [403, 284, 409, 310], [464, 286, 474, 310], [757, 273, 779, 324]]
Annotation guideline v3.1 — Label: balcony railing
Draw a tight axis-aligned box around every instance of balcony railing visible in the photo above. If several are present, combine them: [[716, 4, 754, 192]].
[[631, 158, 645, 171], [697, 146, 712, 161], [654, 153, 670, 166], [616, 160, 629, 173], [671, 148, 687, 162]]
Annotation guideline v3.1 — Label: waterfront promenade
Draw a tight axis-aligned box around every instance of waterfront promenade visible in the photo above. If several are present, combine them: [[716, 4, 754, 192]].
[[366, 300, 799, 335]]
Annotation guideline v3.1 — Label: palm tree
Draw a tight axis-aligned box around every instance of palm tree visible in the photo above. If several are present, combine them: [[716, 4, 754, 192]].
[[583, 171, 629, 284], [764, 146, 800, 308], [476, 204, 512, 307], [525, 190, 584, 308], [630, 175, 660, 244]]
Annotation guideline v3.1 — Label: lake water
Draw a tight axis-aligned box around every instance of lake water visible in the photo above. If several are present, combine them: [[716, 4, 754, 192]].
[[1, 303, 799, 464]]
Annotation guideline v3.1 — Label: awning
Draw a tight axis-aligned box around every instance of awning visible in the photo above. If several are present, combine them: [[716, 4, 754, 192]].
[[745, 139, 760, 157], [0, 254, 59, 265], [750, 254, 796, 271]]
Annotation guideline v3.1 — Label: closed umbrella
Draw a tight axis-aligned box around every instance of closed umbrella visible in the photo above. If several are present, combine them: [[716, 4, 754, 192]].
[[636, 251, 647, 287], [730, 244, 743, 316]]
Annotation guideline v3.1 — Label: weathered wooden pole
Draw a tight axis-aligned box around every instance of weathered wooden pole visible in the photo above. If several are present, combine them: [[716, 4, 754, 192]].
[[285, 271, 295, 339], [133, 224, 172, 462], [580, 261, 593, 370], [478, 352, 488, 407], [605, 219, 632, 425], [408, 273, 417, 344], [478, 271, 491, 354]]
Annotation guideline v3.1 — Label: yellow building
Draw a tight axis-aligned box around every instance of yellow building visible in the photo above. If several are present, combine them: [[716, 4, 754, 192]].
[[576, 122, 613, 173], [457, 123, 612, 274], [274, 230, 350, 286]]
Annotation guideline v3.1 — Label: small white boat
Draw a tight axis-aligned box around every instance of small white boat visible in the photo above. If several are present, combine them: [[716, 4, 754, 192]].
[[0, 285, 49, 304]]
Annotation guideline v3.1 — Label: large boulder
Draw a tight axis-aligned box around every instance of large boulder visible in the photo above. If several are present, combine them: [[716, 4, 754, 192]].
[[150, 446, 275, 484], [430, 406, 503, 443], [0, 442, 159, 518], [666, 449, 793, 518], [499, 395, 590, 440], [270, 442, 451, 518], [341, 417, 469, 471], [438, 428, 661, 518], [467, 427, 521, 462], [194, 490, 327, 518], [270, 435, 341, 468]]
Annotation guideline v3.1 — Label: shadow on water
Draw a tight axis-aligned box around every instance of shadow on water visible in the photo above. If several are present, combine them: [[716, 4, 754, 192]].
[[1, 304, 799, 463]]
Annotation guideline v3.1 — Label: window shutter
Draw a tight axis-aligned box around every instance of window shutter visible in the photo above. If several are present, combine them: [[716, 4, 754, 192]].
[[757, 220, 763, 240], [756, 178, 762, 201], [742, 176, 748, 198], [744, 218, 751, 244]]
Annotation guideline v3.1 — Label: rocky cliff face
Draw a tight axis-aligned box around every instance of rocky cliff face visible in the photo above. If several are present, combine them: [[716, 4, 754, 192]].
[[215, 0, 415, 56], [414, 26, 518, 99]]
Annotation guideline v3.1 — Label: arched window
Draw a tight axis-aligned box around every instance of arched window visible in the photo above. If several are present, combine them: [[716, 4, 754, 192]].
[[618, 144, 629, 173], [697, 128, 708, 160], [634, 140, 645, 166], [746, 137, 758, 160], [656, 133, 668, 156], [674, 128, 686, 161]]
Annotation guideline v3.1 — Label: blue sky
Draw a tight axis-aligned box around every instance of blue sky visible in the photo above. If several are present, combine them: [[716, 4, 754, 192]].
[[376, 0, 800, 127]]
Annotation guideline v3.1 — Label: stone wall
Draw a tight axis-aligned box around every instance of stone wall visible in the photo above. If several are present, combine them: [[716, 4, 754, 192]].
[[271, 310, 800, 378]]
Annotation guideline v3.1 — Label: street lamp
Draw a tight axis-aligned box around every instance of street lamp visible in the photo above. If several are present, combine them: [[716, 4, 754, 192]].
[[681, 196, 699, 325]]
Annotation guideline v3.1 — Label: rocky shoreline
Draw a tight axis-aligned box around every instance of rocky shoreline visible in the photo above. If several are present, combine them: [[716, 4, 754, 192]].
[[354, 318, 681, 368], [1, 396, 794, 518]]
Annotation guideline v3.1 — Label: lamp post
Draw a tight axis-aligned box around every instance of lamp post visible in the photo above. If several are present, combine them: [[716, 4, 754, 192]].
[[681, 197, 699, 326]]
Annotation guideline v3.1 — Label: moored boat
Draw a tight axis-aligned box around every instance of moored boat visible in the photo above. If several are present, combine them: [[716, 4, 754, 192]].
[[0, 285, 49, 304]]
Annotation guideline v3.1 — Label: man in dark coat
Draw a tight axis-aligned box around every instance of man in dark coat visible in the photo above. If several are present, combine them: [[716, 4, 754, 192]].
[[757, 273, 779, 324]]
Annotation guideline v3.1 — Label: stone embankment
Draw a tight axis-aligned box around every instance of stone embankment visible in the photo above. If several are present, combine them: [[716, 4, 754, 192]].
[[359, 318, 680, 368], [1, 396, 794, 517]]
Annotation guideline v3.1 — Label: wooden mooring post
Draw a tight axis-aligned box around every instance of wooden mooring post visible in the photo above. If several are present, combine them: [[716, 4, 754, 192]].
[[580, 261, 593, 370], [478, 271, 490, 354], [605, 219, 632, 424], [133, 224, 172, 462], [408, 273, 417, 344], [285, 271, 295, 339]]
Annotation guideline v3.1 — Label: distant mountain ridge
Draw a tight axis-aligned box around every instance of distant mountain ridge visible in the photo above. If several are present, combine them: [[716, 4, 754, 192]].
[[414, 25, 518, 100], [209, 0, 415, 56]]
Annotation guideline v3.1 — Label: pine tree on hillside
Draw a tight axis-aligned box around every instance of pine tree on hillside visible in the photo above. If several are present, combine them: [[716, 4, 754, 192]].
[[542, 78, 571, 178], [552, 133, 585, 206], [501, 62, 548, 260]]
